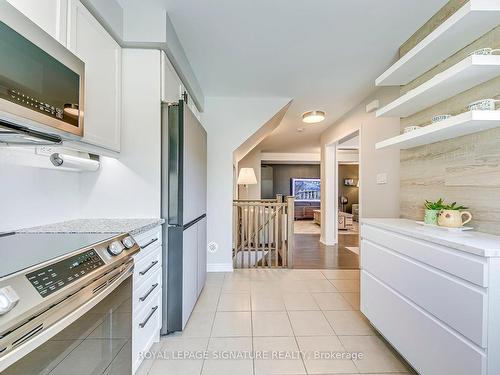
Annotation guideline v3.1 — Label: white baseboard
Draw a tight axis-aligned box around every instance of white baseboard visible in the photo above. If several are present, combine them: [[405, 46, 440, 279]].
[[319, 236, 338, 246], [207, 263, 233, 272]]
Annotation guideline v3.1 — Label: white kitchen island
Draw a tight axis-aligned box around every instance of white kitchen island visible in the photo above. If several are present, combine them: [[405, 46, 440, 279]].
[[361, 218, 500, 375]]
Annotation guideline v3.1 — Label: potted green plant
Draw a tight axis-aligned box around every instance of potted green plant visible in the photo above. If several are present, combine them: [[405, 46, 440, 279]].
[[438, 202, 472, 228], [424, 199, 444, 225]]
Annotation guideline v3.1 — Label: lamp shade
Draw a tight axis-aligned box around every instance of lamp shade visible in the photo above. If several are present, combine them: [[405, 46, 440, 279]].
[[237, 168, 257, 185]]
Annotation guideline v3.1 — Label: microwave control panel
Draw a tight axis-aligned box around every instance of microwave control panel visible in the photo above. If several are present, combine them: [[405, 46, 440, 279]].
[[5, 88, 64, 120], [26, 250, 104, 297]]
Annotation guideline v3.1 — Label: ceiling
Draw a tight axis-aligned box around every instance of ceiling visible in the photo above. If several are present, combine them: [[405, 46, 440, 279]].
[[118, 0, 448, 152]]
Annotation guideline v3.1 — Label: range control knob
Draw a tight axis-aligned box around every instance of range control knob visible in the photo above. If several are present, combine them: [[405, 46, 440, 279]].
[[0, 286, 20, 315], [108, 241, 125, 256], [122, 236, 136, 249]]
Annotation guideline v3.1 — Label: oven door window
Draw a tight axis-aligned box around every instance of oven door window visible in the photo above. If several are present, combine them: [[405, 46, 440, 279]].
[[2, 277, 132, 375], [0, 21, 80, 127]]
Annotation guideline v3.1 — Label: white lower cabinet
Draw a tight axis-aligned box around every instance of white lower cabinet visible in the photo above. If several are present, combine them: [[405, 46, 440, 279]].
[[361, 220, 500, 375], [362, 271, 485, 375], [132, 226, 163, 374]]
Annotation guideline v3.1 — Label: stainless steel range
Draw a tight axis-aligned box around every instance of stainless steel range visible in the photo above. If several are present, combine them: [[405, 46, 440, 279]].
[[0, 232, 139, 374]]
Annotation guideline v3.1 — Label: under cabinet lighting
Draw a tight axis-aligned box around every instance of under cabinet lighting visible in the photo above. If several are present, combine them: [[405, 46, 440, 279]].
[[49, 153, 100, 172]]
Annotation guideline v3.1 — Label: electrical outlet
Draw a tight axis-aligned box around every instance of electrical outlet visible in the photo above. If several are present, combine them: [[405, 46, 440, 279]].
[[376, 173, 387, 185], [35, 146, 57, 156]]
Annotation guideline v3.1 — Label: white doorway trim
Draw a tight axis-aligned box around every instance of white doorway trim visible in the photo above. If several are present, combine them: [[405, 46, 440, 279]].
[[321, 143, 338, 245], [321, 130, 360, 246]]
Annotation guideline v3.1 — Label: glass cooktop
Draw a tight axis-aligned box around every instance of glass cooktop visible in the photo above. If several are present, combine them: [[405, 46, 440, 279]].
[[0, 232, 115, 278]]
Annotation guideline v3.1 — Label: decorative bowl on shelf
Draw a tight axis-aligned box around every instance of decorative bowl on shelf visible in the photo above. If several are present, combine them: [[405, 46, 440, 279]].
[[468, 98, 500, 111], [432, 114, 451, 123], [403, 125, 421, 133], [470, 47, 500, 56]]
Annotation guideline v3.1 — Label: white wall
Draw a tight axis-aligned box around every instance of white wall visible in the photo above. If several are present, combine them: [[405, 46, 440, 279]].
[[0, 148, 80, 232], [80, 49, 161, 218], [320, 87, 400, 243], [202, 96, 291, 271]]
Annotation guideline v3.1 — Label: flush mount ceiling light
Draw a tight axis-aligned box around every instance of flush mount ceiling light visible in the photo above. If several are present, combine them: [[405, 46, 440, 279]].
[[296, 127, 304, 132], [302, 110, 326, 124]]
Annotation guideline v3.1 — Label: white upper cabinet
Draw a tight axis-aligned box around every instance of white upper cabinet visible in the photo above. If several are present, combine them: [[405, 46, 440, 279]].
[[160, 52, 183, 104], [67, 0, 122, 152], [6, 0, 68, 44]]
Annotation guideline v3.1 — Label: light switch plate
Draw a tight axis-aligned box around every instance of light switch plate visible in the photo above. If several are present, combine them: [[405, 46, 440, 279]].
[[376, 173, 387, 184]]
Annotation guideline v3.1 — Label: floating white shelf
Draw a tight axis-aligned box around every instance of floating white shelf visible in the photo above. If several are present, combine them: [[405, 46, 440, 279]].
[[375, 110, 500, 150], [376, 55, 500, 118], [376, 0, 500, 86]]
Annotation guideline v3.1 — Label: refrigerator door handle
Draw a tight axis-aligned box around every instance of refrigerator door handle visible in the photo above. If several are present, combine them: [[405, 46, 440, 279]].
[[183, 214, 207, 230]]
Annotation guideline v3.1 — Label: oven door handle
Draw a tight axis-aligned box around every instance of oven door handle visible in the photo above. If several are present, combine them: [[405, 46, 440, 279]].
[[139, 260, 158, 276], [139, 306, 158, 328]]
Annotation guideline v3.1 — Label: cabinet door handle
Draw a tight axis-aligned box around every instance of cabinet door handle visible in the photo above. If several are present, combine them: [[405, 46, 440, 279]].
[[139, 283, 159, 302], [139, 260, 158, 276], [139, 306, 158, 328], [141, 237, 158, 249]]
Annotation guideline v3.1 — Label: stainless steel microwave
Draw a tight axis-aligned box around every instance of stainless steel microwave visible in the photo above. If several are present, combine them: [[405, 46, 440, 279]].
[[0, 1, 84, 140]]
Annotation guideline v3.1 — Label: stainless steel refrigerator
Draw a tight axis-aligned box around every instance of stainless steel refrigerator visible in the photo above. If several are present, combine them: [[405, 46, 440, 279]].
[[161, 99, 207, 334]]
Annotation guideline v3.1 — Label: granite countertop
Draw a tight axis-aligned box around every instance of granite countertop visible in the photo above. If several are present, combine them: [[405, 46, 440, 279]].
[[362, 218, 500, 257], [17, 218, 165, 237]]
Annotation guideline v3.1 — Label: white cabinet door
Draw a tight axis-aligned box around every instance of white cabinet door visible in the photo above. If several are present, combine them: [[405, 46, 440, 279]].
[[67, 0, 121, 152], [197, 217, 207, 295], [160, 52, 182, 103], [6, 0, 67, 44], [182, 224, 198, 328]]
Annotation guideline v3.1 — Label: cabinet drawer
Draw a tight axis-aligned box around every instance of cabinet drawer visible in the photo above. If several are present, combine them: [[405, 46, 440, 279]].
[[362, 239, 487, 347], [361, 271, 486, 375], [133, 226, 162, 262], [134, 248, 161, 289], [361, 224, 487, 287], [132, 290, 161, 374], [133, 268, 162, 314], [133, 226, 162, 246]]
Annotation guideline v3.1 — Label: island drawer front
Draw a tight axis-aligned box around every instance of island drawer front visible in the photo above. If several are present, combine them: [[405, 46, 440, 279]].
[[362, 239, 487, 347], [361, 271, 486, 375], [361, 224, 487, 287]]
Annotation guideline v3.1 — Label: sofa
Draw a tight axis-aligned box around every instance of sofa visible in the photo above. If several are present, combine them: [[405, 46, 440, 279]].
[[294, 202, 320, 220]]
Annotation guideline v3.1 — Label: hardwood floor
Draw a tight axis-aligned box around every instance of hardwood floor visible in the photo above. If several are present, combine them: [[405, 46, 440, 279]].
[[293, 232, 359, 269]]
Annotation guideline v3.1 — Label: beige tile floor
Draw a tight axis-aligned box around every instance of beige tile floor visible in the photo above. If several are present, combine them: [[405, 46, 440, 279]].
[[137, 269, 413, 375]]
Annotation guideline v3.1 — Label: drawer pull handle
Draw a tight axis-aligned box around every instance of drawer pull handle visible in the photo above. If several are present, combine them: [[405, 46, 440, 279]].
[[139, 306, 158, 329], [139, 283, 159, 302], [139, 260, 159, 276], [141, 238, 159, 249]]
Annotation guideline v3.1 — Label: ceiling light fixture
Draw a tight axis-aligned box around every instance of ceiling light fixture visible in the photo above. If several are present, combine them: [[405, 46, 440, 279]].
[[296, 127, 304, 132], [302, 110, 326, 124]]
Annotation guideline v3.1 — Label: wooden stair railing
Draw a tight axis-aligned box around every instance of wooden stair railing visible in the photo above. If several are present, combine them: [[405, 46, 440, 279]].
[[232, 196, 294, 268]]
